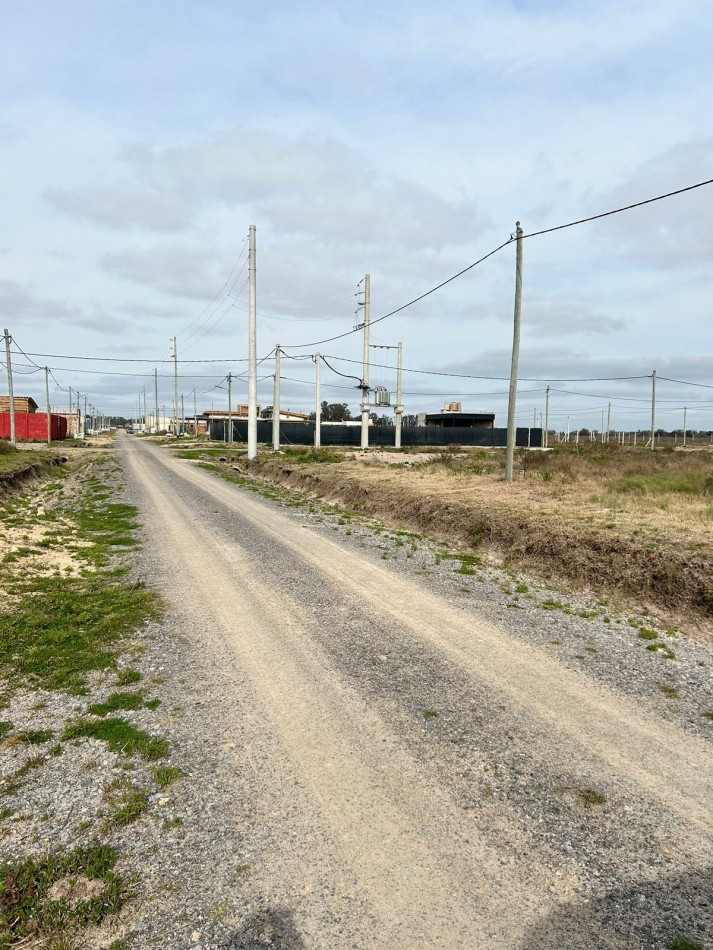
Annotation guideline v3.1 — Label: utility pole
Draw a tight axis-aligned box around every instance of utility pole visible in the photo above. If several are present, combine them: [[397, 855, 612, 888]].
[[193, 389, 198, 438], [83, 394, 88, 439], [76, 393, 81, 441], [544, 385, 550, 449], [142, 386, 147, 432], [247, 224, 258, 460], [172, 337, 179, 438], [360, 274, 371, 450], [607, 402, 611, 444], [227, 373, 233, 444], [395, 341, 403, 449], [505, 223, 524, 482], [45, 366, 51, 444], [272, 345, 281, 452], [154, 368, 159, 433], [68, 386, 73, 437], [683, 406, 687, 447], [3, 329, 16, 446], [650, 369, 656, 451], [180, 394, 184, 436], [314, 353, 321, 449]]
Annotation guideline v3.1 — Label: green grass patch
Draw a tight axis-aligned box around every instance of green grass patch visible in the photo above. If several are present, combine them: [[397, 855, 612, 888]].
[[575, 787, 606, 807], [0, 573, 159, 693], [15, 729, 53, 745], [115, 667, 142, 686], [280, 447, 343, 464], [638, 628, 659, 641], [62, 718, 168, 760], [659, 684, 680, 700], [423, 710, 439, 720], [88, 692, 146, 716], [668, 938, 703, 950], [151, 765, 183, 789], [0, 723, 12, 743], [0, 843, 126, 948], [102, 778, 149, 827]]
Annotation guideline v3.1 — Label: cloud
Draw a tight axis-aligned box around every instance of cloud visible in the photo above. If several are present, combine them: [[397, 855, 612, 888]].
[[0, 280, 125, 334], [102, 244, 230, 300], [45, 185, 194, 232], [591, 138, 713, 268]]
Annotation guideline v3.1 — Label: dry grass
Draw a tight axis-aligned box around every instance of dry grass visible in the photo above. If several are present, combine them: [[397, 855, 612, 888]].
[[246, 443, 713, 639]]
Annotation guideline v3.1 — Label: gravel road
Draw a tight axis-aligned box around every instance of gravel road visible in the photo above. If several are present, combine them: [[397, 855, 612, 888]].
[[119, 434, 712, 950]]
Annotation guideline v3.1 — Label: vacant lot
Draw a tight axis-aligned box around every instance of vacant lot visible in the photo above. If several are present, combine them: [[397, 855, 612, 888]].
[[202, 442, 713, 639]]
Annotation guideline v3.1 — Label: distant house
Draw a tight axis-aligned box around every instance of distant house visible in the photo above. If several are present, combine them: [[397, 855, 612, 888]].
[[260, 407, 310, 422], [0, 395, 38, 414], [423, 402, 495, 430]]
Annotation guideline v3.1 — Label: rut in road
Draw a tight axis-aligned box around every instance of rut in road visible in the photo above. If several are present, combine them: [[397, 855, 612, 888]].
[[122, 436, 712, 949]]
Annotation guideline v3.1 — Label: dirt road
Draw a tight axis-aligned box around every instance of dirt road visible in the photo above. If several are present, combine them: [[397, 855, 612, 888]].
[[121, 435, 712, 949]]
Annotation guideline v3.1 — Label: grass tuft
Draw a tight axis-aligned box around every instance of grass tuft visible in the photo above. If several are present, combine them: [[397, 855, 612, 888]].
[[62, 718, 168, 760], [151, 765, 183, 789]]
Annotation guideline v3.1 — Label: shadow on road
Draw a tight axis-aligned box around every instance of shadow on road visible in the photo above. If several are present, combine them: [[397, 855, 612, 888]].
[[519, 866, 712, 949], [227, 906, 307, 949]]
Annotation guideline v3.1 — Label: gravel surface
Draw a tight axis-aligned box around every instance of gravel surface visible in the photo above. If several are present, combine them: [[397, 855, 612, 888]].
[[2, 435, 710, 949]]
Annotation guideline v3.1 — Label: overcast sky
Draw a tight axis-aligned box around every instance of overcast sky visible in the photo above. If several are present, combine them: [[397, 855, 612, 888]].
[[2, 0, 712, 432]]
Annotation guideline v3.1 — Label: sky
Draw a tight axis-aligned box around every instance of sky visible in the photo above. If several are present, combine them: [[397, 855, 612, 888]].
[[1, 0, 712, 433]]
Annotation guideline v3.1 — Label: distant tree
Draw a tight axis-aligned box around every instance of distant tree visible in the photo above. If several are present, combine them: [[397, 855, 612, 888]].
[[309, 401, 353, 422], [401, 413, 419, 427], [373, 414, 394, 427]]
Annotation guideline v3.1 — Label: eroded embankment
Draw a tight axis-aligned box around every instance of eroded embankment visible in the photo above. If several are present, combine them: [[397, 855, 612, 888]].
[[0, 455, 68, 498], [243, 459, 713, 636]]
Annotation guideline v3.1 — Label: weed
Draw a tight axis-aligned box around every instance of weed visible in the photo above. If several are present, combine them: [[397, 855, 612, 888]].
[[151, 765, 183, 789], [541, 599, 563, 610], [15, 729, 54, 745], [638, 628, 659, 641], [668, 938, 702, 950], [88, 692, 145, 716], [162, 816, 183, 829], [0, 844, 126, 946], [659, 684, 680, 700], [576, 788, 607, 807], [210, 901, 228, 923], [423, 710, 439, 720], [115, 668, 142, 686], [515, 582, 529, 593], [62, 718, 168, 760], [144, 698, 161, 711], [0, 722, 13, 742], [102, 778, 149, 827]]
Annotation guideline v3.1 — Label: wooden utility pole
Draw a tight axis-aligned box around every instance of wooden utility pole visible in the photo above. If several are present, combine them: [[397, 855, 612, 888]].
[[272, 345, 281, 452], [45, 366, 51, 444], [154, 368, 159, 433], [314, 354, 321, 449], [247, 224, 257, 460], [544, 385, 550, 449], [505, 222, 524, 481], [173, 337, 179, 438], [395, 341, 403, 449], [227, 373, 233, 444], [3, 328, 16, 446], [360, 274, 371, 451]]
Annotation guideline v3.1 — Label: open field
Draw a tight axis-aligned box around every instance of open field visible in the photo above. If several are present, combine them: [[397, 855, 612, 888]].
[[180, 441, 713, 640]]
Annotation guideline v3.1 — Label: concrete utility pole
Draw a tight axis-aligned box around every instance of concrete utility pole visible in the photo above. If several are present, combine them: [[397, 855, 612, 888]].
[[683, 406, 687, 447], [361, 274, 371, 450], [650, 369, 657, 451], [154, 368, 159, 433], [193, 390, 198, 438], [227, 373, 233, 444], [3, 329, 16, 446], [544, 385, 550, 449], [607, 402, 612, 444], [272, 345, 281, 452], [142, 386, 147, 432], [76, 393, 81, 441], [180, 394, 184, 436], [395, 341, 403, 449], [314, 353, 322, 449], [247, 224, 258, 460], [45, 366, 51, 444], [83, 395, 88, 439], [172, 337, 179, 438], [68, 386, 72, 437], [505, 222, 524, 482]]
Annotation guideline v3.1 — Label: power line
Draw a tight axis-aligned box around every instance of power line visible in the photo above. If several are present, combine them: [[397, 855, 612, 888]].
[[522, 177, 713, 240]]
